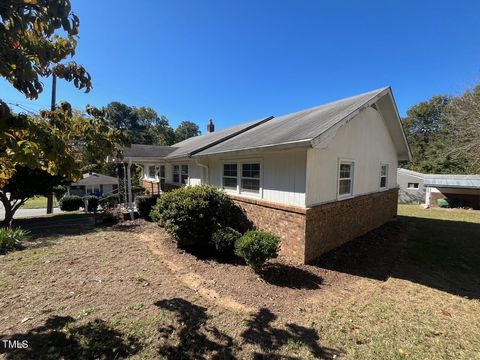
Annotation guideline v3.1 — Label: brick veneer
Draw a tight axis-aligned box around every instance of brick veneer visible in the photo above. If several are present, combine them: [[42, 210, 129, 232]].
[[304, 188, 398, 263], [141, 180, 160, 195], [228, 189, 398, 264], [229, 195, 307, 263]]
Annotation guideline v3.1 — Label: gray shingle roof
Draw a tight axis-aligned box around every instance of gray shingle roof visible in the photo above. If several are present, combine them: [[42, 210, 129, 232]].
[[122, 144, 176, 158], [72, 173, 119, 186], [195, 88, 389, 156], [164, 117, 273, 159]]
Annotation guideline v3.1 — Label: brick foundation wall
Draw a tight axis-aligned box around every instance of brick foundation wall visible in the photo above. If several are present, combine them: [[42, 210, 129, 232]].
[[229, 195, 307, 264], [141, 180, 160, 195], [304, 188, 398, 263]]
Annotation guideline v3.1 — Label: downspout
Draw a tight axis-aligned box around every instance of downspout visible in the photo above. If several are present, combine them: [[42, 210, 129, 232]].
[[194, 157, 209, 184]]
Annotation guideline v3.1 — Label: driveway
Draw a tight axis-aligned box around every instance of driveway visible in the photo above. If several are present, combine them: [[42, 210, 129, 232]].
[[0, 206, 62, 220]]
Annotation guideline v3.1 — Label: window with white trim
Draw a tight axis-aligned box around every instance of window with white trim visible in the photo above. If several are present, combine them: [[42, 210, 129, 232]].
[[408, 182, 419, 189], [148, 165, 156, 179], [159, 165, 166, 190], [380, 164, 389, 189], [222, 164, 238, 190], [338, 161, 354, 197], [241, 163, 260, 194], [173, 165, 188, 185]]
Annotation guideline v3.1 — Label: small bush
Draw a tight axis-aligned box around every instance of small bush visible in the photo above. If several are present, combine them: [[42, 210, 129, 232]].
[[59, 195, 84, 211], [82, 195, 99, 212], [235, 231, 280, 272], [437, 198, 449, 208], [135, 195, 159, 219], [0, 227, 29, 253], [150, 184, 232, 249], [99, 194, 120, 209], [210, 226, 242, 257]]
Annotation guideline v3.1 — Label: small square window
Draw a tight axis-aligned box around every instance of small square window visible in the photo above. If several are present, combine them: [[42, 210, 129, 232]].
[[240, 163, 260, 193], [408, 182, 419, 189], [222, 164, 238, 190], [338, 161, 354, 197]]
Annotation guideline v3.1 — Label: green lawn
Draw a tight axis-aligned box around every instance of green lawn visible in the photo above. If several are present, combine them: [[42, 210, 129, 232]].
[[22, 196, 49, 209]]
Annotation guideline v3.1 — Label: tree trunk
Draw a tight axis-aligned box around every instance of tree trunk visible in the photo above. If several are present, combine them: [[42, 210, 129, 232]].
[[3, 205, 13, 228]]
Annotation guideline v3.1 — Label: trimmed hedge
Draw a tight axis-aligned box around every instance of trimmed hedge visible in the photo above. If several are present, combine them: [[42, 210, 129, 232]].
[[99, 194, 120, 209], [83, 195, 99, 212], [210, 226, 241, 257], [0, 227, 29, 253], [59, 195, 84, 211], [150, 184, 232, 249], [235, 231, 280, 272], [135, 195, 159, 219]]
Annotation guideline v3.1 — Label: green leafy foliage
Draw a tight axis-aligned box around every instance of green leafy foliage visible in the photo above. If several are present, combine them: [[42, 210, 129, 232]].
[[210, 226, 242, 257], [59, 195, 83, 212], [135, 195, 159, 219], [235, 231, 280, 272], [82, 195, 99, 212], [53, 185, 68, 202], [0, 227, 28, 253], [174, 121, 201, 142], [0, 0, 91, 99], [99, 194, 120, 209], [150, 185, 232, 249]]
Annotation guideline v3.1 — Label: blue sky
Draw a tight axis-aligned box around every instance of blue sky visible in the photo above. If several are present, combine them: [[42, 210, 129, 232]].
[[1, 1, 480, 131]]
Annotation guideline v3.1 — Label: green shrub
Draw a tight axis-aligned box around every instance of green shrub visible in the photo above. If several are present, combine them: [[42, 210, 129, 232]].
[[82, 195, 99, 212], [235, 231, 280, 272], [0, 227, 29, 253], [150, 184, 232, 249], [99, 194, 120, 209], [135, 195, 159, 219], [59, 195, 84, 211], [437, 198, 449, 208], [210, 226, 241, 257]]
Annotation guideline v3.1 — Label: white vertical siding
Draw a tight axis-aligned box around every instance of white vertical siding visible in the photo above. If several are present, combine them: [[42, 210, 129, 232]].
[[206, 149, 307, 207], [305, 107, 399, 206]]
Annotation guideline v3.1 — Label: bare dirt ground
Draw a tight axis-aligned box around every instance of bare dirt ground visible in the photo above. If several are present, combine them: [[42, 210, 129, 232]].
[[0, 206, 479, 359]]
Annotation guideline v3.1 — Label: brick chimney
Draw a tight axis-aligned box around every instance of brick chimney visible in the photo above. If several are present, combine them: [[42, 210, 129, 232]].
[[207, 119, 215, 133]]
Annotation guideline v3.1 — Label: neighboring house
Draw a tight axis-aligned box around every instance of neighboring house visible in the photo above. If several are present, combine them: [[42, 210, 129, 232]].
[[397, 168, 426, 204], [122, 87, 411, 263], [69, 173, 119, 197], [397, 168, 480, 209]]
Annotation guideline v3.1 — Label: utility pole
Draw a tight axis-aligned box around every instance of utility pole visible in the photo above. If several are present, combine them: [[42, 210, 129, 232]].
[[46, 74, 57, 214]]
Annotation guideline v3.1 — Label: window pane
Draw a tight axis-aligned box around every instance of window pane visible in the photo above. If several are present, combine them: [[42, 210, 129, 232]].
[[181, 174, 188, 184], [160, 165, 165, 178], [148, 166, 156, 178], [173, 174, 179, 183], [381, 165, 388, 176], [380, 177, 387, 188], [241, 178, 260, 193], [223, 164, 237, 177], [181, 165, 188, 174], [223, 177, 237, 189], [340, 164, 351, 178], [242, 163, 260, 178], [339, 179, 351, 195], [173, 165, 179, 173]]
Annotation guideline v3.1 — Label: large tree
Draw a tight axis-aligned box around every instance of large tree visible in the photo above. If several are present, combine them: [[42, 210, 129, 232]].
[[174, 121, 201, 142], [0, 103, 125, 225], [0, 0, 91, 99], [445, 85, 480, 173], [402, 96, 466, 174]]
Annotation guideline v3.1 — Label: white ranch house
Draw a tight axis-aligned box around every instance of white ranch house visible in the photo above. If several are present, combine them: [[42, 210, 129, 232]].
[[122, 87, 411, 263]]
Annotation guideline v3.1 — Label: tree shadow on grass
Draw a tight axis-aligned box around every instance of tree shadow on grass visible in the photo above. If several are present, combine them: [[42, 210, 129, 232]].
[[241, 308, 339, 359], [155, 298, 234, 359], [260, 263, 323, 290], [155, 298, 339, 359], [0, 315, 141, 360], [314, 217, 480, 299]]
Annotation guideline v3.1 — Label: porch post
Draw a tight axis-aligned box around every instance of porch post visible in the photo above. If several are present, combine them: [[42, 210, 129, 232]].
[[127, 161, 134, 219]]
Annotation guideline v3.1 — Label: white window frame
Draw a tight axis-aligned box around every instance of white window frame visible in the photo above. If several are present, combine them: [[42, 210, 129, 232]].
[[221, 163, 239, 192], [221, 159, 262, 198], [172, 164, 189, 185], [147, 165, 156, 180], [86, 184, 101, 194], [380, 163, 389, 190], [337, 159, 354, 199], [407, 182, 419, 190]]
